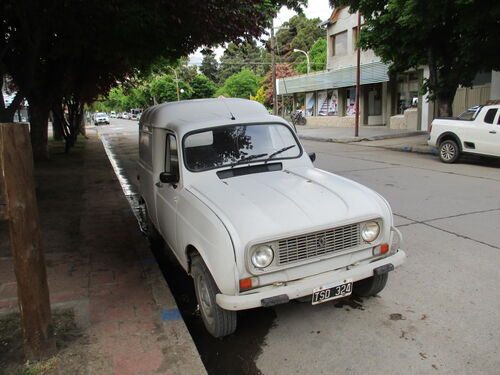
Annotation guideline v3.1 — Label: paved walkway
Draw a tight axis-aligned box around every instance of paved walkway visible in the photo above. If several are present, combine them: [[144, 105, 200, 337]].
[[0, 134, 206, 375], [296, 125, 434, 154]]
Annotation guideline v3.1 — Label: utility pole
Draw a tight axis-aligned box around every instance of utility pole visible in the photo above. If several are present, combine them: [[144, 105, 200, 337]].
[[354, 10, 361, 137], [271, 19, 277, 115], [169, 67, 180, 101]]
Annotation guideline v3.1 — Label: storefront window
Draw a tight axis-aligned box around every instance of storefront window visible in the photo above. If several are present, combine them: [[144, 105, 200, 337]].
[[368, 84, 382, 116], [346, 88, 356, 116], [317, 91, 328, 116], [397, 72, 419, 114], [327, 90, 339, 116], [305, 92, 315, 116]]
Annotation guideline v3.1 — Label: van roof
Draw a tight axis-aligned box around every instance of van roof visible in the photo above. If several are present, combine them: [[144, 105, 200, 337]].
[[140, 98, 286, 134]]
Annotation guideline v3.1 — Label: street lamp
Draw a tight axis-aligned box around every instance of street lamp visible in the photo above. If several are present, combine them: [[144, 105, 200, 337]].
[[293, 49, 310, 74]]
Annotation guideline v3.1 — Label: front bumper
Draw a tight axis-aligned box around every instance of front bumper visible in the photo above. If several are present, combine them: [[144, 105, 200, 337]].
[[216, 249, 406, 311]]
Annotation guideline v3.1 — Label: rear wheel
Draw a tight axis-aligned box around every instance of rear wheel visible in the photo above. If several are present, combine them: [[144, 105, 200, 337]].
[[353, 273, 388, 297], [439, 139, 460, 163], [191, 256, 237, 338]]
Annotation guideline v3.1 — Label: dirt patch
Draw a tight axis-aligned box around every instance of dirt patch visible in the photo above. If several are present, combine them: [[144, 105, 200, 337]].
[[0, 309, 83, 375]]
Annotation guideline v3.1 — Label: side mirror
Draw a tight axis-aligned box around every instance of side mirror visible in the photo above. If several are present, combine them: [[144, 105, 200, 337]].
[[308, 152, 316, 163], [159, 171, 178, 184]]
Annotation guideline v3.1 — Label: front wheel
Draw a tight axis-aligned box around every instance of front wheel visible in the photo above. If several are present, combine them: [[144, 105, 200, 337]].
[[191, 256, 237, 338], [439, 139, 460, 163], [353, 273, 388, 297], [299, 116, 306, 125]]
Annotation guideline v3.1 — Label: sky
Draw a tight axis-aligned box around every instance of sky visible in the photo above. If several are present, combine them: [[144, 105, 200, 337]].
[[189, 0, 333, 66]]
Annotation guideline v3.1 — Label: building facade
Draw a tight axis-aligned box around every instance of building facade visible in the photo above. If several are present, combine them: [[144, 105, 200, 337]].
[[277, 7, 497, 131]]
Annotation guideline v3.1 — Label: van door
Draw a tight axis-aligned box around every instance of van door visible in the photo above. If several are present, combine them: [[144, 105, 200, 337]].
[[155, 132, 180, 252]]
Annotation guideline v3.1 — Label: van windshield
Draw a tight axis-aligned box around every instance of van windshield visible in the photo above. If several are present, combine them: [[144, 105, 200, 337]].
[[183, 123, 301, 172]]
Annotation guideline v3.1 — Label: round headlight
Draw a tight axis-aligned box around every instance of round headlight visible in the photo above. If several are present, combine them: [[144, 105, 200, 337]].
[[251, 245, 274, 268], [361, 221, 380, 242]]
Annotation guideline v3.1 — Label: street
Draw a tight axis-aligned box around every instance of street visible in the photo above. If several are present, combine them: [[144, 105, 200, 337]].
[[98, 118, 500, 375]]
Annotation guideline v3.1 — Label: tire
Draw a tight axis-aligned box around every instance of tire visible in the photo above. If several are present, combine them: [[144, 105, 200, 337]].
[[353, 273, 388, 297], [191, 256, 237, 338], [299, 116, 306, 125], [439, 139, 460, 163]]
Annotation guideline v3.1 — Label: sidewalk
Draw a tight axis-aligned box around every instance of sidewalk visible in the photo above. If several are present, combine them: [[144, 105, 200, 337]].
[[296, 125, 435, 154], [0, 134, 206, 375]]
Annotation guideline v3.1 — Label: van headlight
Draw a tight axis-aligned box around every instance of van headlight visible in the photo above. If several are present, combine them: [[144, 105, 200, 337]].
[[251, 245, 274, 268], [361, 221, 380, 242]]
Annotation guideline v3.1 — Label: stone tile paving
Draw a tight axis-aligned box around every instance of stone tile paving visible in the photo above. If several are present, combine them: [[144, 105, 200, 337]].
[[0, 134, 205, 375]]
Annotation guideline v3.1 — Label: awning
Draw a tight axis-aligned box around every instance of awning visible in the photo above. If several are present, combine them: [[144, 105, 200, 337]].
[[277, 61, 390, 95]]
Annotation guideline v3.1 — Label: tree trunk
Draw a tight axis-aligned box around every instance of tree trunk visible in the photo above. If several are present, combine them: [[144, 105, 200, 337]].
[[0, 123, 56, 360], [51, 110, 63, 141], [436, 96, 454, 118], [28, 100, 50, 161]]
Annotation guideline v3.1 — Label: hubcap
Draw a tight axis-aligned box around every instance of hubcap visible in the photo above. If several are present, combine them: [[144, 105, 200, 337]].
[[197, 274, 214, 324], [441, 143, 455, 161]]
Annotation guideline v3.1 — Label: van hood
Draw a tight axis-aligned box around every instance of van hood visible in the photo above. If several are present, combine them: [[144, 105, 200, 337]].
[[187, 166, 391, 250]]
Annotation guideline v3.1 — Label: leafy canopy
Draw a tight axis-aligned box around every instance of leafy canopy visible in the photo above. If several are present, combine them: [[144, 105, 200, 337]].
[[216, 68, 261, 99], [330, 0, 500, 115]]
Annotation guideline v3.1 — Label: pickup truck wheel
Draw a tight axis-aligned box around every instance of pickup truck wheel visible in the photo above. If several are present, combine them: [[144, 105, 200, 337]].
[[191, 256, 237, 338], [439, 140, 460, 163], [353, 273, 388, 297]]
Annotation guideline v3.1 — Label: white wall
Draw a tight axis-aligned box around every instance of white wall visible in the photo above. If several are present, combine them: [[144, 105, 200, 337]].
[[326, 7, 380, 71]]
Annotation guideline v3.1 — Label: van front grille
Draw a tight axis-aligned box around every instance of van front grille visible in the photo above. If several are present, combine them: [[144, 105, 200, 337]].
[[277, 224, 361, 265]]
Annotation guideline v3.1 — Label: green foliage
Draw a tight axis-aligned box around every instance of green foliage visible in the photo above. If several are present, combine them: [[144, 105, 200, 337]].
[[330, 0, 500, 116], [275, 14, 324, 61], [219, 42, 270, 83], [191, 75, 217, 99], [295, 37, 326, 73], [200, 52, 219, 83], [216, 68, 260, 99], [150, 75, 192, 103], [250, 86, 267, 105]]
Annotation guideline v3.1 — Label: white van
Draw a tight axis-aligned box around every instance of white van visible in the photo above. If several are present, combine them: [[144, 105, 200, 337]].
[[137, 98, 405, 337]]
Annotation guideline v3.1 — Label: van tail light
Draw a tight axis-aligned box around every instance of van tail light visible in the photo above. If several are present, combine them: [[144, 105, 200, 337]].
[[373, 243, 389, 256]]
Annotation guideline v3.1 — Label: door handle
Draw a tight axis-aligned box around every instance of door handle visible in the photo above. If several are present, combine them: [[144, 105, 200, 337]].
[[489, 130, 497, 134], [155, 182, 163, 188]]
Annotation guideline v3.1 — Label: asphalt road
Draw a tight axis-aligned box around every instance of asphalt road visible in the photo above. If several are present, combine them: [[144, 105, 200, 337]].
[[97, 118, 500, 375]]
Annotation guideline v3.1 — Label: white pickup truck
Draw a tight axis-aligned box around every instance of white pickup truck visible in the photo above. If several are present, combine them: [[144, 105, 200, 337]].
[[138, 98, 405, 337], [428, 104, 500, 163]]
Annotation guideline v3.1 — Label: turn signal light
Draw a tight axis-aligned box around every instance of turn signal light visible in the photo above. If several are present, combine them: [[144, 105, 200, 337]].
[[373, 243, 389, 256], [239, 278, 253, 290]]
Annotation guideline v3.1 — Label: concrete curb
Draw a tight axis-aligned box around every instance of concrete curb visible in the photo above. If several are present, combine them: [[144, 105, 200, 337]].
[[298, 130, 428, 144]]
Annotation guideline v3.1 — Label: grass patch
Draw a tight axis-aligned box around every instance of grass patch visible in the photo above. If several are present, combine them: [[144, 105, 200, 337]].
[[0, 309, 80, 375]]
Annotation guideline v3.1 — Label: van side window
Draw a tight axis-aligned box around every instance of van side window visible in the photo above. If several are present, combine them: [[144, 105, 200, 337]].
[[484, 108, 497, 124], [165, 134, 179, 178]]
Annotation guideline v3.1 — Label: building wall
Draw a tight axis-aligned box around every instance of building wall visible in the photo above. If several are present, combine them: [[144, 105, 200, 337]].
[[326, 7, 379, 71]]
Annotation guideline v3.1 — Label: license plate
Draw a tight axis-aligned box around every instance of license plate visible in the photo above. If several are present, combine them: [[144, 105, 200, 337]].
[[311, 279, 353, 305]]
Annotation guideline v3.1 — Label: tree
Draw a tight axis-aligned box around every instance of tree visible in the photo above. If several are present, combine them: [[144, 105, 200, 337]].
[[295, 37, 326, 73], [219, 42, 270, 83], [250, 86, 267, 105], [150, 75, 192, 103], [330, 0, 500, 117], [1, 0, 306, 159], [275, 14, 324, 64], [200, 52, 219, 83], [191, 75, 217, 99], [262, 64, 298, 107], [216, 69, 260, 99]]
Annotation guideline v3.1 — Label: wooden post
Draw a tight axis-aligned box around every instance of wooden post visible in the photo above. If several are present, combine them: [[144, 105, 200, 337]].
[[0, 123, 55, 360]]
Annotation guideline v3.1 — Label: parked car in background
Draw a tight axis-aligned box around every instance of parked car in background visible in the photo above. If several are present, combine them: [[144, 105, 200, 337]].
[[121, 112, 129, 119], [428, 104, 500, 163], [138, 98, 405, 338], [110, 111, 117, 118], [94, 112, 110, 125]]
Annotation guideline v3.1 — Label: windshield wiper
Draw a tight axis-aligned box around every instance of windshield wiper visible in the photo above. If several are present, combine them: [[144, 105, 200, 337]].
[[231, 153, 268, 167], [268, 145, 296, 160]]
